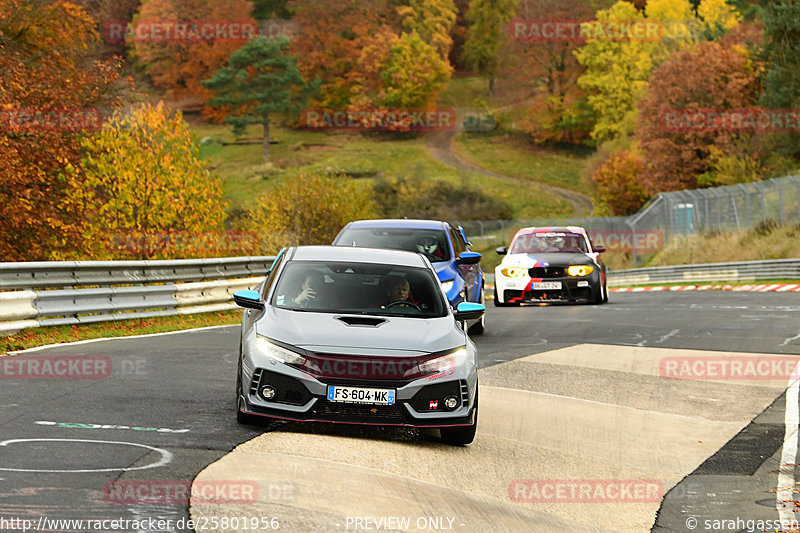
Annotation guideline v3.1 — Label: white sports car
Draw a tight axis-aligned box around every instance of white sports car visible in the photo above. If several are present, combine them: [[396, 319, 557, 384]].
[[494, 226, 608, 305]]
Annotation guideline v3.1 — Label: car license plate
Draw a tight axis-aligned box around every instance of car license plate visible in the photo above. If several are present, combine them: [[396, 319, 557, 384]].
[[532, 281, 562, 290], [327, 385, 396, 405]]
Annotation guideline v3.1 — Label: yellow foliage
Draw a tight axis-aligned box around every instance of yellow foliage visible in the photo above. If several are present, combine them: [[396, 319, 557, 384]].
[[60, 102, 228, 259], [244, 173, 376, 254]]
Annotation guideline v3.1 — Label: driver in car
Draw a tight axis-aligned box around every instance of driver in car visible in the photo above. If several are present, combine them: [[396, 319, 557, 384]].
[[380, 277, 422, 309], [416, 235, 445, 260]]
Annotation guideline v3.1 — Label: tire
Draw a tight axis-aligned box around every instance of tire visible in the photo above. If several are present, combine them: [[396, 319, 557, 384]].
[[590, 281, 604, 305], [440, 388, 478, 446], [602, 281, 609, 303], [236, 363, 261, 426]]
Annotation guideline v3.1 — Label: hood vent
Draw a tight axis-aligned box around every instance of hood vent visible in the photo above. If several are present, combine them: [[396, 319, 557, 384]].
[[335, 316, 387, 327]]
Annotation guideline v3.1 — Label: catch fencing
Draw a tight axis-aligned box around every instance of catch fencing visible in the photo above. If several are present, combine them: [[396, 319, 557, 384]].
[[456, 174, 800, 267]]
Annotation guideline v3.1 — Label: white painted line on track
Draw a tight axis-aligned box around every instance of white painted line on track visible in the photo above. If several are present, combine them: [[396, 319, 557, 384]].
[[0, 438, 173, 473], [782, 332, 800, 347], [777, 363, 800, 523], [656, 330, 680, 344], [6, 324, 238, 355]]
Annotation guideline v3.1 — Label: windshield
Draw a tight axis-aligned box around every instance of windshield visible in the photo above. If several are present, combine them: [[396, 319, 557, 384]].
[[510, 232, 588, 254], [334, 228, 451, 263], [271, 260, 448, 318]]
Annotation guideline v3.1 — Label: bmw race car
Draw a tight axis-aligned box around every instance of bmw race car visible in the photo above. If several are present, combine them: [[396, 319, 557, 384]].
[[494, 226, 608, 305]]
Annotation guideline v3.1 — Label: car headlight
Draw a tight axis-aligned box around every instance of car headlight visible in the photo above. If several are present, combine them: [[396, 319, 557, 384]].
[[256, 336, 306, 366], [440, 279, 454, 293], [403, 348, 467, 378], [501, 267, 526, 278], [567, 265, 594, 277]]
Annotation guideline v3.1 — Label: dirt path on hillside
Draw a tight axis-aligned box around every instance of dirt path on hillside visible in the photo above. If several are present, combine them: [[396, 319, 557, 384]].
[[425, 114, 594, 217]]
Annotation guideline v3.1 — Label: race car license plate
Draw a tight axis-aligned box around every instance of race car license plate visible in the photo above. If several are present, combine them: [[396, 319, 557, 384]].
[[532, 281, 562, 290], [327, 385, 396, 405]]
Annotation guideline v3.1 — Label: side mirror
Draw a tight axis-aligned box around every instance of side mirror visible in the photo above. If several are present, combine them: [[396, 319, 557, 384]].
[[454, 302, 485, 322], [233, 289, 265, 310], [456, 251, 482, 265], [593, 245, 606, 253], [496, 246, 507, 255]]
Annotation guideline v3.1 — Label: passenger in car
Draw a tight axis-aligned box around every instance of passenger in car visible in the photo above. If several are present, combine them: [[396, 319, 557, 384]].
[[291, 270, 326, 308]]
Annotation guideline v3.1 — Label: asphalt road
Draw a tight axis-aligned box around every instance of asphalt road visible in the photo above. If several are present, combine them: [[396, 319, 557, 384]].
[[1, 291, 799, 532]]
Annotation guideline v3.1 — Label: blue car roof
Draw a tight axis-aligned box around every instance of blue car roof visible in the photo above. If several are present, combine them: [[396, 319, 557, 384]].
[[344, 219, 447, 231]]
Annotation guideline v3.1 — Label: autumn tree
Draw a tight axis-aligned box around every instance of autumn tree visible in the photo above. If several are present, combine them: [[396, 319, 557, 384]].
[[396, 0, 458, 59], [575, 0, 697, 143], [758, 0, 800, 159], [636, 36, 762, 192], [289, 0, 388, 109], [463, 0, 518, 95], [500, 0, 615, 145], [61, 103, 227, 260], [130, 0, 256, 114], [204, 36, 318, 160], [378, 32, 452, 108], [591, 148, 650, 214], [0, 0, 121, 260], [244, 173, 376, 253]]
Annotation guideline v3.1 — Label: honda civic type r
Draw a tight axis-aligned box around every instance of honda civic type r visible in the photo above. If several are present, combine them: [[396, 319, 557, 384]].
[[494, 226, 608, 305], [232, 245, 485, 445]]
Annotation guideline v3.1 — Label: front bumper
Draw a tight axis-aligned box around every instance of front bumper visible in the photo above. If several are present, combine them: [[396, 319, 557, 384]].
[[496, 274, 599, 303], [239, 365, 478, 427]]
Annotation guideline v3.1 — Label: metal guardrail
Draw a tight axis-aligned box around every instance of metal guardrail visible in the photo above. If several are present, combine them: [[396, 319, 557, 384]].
[[0, 256, 275, 334], [2, 256, 797, 335], [608, 258, 800, 286]]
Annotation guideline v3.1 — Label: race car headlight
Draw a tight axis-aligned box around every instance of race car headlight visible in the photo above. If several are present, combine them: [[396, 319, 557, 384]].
[[567, 265, 594, 277], [255, 336, 306, 366], [440, 279, 454, 293], [501, 267, 526, 278], [403, 348, 467, 378]]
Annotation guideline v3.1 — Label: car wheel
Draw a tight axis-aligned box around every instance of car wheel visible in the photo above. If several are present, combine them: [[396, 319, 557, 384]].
[[236, 363, 261, 426], [602, 281, 609, 303], [440, 388, 478, 446], [590, 281, 604, 305]]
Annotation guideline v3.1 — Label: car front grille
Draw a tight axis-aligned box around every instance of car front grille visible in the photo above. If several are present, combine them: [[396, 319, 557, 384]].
[[528, 267, 565, 278], [312, 400, 407, 422]]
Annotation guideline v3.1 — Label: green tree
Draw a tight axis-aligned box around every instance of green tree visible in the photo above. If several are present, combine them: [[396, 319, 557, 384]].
[[463, 0, 518, 95], [204, 36, 318, 160], [62, 103, 226, 260]]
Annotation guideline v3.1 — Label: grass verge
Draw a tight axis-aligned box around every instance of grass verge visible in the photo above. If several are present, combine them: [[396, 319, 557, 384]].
[[192, 118, 573, 219], [1, 310, 241, 353]]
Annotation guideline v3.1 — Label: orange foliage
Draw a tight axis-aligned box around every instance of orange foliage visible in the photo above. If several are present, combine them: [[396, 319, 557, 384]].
[[130, 0, 256, 114], [0, 0, 122, 260]]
